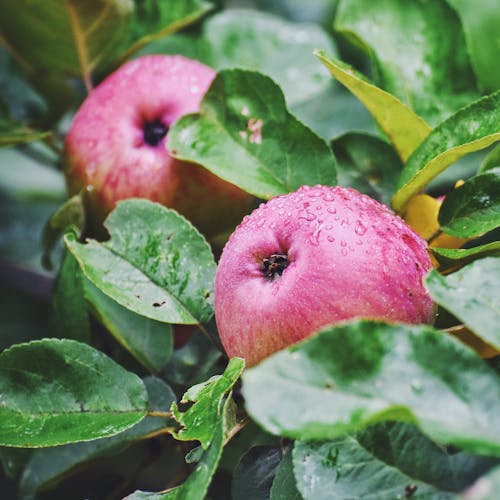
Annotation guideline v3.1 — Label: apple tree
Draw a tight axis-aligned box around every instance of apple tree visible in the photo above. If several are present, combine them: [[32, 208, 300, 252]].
[[0, 0, 499, 499]]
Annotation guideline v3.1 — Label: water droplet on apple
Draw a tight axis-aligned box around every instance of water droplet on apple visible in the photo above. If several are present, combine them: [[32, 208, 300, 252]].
[[327, 235, 335, 243], [340, 240, 347, 247], [341, 248, 348, 256], [309, 228, 321, 246], [300, 211, 317, 222], [355, 220, 368, 236], [327, 206, 337, 214]]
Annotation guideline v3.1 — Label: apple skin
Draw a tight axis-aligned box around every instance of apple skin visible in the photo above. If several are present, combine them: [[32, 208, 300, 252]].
[[64, 54, 253, 237], [215, 185, 435, 367]]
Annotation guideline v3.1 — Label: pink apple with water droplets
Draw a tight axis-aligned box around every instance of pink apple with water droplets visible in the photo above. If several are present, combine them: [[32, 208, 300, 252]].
[[215, 185, 435, 367], [64, 54, 253, 237]]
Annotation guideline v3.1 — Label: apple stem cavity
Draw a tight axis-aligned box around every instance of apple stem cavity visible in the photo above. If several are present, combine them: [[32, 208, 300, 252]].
[[262, 253, 289, 280], [143, 119, 168, 147]]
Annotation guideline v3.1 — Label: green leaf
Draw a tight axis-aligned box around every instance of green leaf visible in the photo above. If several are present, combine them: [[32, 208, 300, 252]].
[[431, 242, 500, 271], [126, 396, 232, 500], [42, 192, 85, 270], [171, 357, 244, 449], [393, 91, 500, 212], [479, 144, 500, 173], [65, 199, 216, 325], [293, 422, 497, 499], [331, 132, 403, 206], [0, 0, 133, 77], [117, 0, 213, 64], [19, 376, 175, 500], [425, 258, 500, 350], [0, 120, 50, 147], [242, 320, 500, 456], [232, 446, 282, 500], [169, 69, 337, 199], [203, 9, 337, 106], [84, 278, 173, 374], [335, 0, 480, 125], [438, 169, 500, 237], [270, 448, 302, 500], [446, 0, 500, 93], [50, 251, 91, 343], [315, 51, 431, 162], [0, 338, 147, 447]]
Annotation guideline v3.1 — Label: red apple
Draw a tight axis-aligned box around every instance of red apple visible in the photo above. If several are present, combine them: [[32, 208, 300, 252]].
[[64, 54, 253, 237], [215, 185, 435, 367]]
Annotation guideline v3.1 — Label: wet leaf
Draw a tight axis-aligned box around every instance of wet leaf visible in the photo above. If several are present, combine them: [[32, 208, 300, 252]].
[[169, 69, 337, 199], [393, 91, 500, 212], [0, 338, 147, 447], [65, 199, 216, 325], [243, 320, 500, 456], [315, 51, 430, 162]]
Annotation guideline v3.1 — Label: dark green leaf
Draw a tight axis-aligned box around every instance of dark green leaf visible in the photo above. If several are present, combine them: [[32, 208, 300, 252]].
[[479, 144, 500, 173], [332, 132, 402, 206], [0, 338, 147, 447], [232, 446, 282, 500], [118, 0, 213, 63], [126, 396, 232, 500], [243, 320, 500, 456], [42, 193, 85, 270], [293, 422, 497, 499], [393, 91, 500, 212], [315, 51, 430, 162], [431, 243, 500, 271], [270, 447, 302, 500], [169, 69, 337, 199], [335, 0, 479, 125], [203, 9, 337, 106], [65, 199, 216, 325], [171, 357, 244, 448], [0, 120, 50, 147], [0, 0, 133, 77], [49, 251, 90, 342], [438, 169, 500, 237], [163, 327, 222, 388], [84, 278, 173, 373], [425, 258, 500, 350], [19, 376, 175, 499], [446, 0, 500, 93]]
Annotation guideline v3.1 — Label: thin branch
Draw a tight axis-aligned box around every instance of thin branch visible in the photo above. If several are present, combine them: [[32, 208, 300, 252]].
[[65, 0, 93, 93], [147, 410, 173, 419], [427, 228, 443, 246], [224, 416, 250, 446]]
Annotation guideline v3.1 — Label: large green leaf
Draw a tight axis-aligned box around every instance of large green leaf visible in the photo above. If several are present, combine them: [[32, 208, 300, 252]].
[[242, 321, 500, 456], [335, 0, 479, 125], [426, 258, 500, 350], [65, 199, 216, 325], [315, 51, 430, 162], [203, 9, 336, 106], [393, 91, 500, 212], [169, 69, 337, 199], [332, 132, 402, 206], [84, 279, 173, 374], [446, 0, 500, 93], [293, 422, 497, 499], [0, 0, 133, 77], [438, 168, 500, 237], [19, 376, 175, 500], [171, 357, 244, 449], [0, 339, 147, 447]]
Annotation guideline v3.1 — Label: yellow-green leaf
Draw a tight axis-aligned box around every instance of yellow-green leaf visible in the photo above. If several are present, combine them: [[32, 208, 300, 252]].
[[315, 50, 430, 162]]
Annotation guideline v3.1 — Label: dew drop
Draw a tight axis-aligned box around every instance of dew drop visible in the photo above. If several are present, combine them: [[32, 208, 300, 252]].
[[355, 220, 368, 236], [300, 211, 317, 222], [327, 206, 337, 215], [340, 240, 347, 247], [341, 248, 348, 256], [411, 379, 424, 394], [327, 235, 335, 243]]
